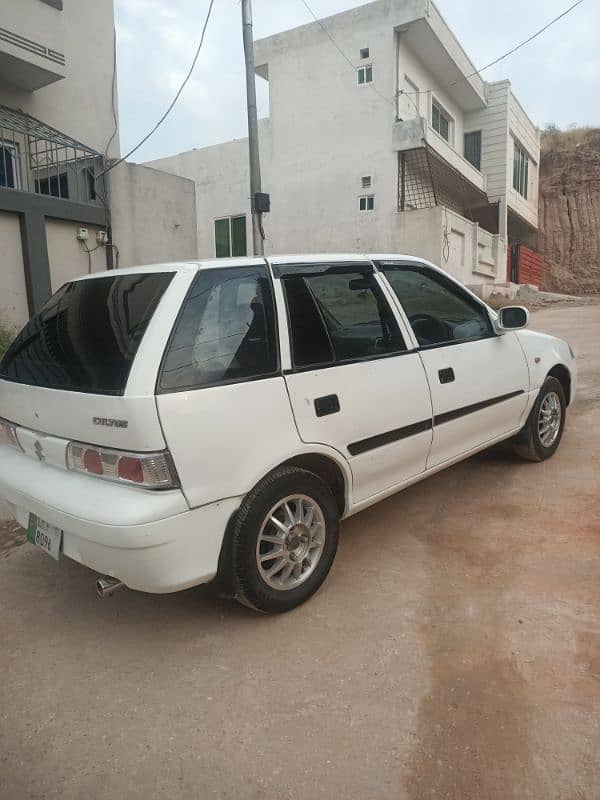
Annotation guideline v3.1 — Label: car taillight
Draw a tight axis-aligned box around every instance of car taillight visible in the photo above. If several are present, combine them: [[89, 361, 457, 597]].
[[67, 442, 177, 489], [0, 418, 22, 451]]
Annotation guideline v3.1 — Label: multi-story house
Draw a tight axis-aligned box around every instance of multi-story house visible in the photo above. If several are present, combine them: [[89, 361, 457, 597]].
[[0, 0, 197, 329], [149, 0, 541, 288]]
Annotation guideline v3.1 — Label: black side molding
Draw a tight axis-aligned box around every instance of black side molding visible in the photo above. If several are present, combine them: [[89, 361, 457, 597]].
[[434, 390, 525, 426], [348, 418, 432, 456], [346, 390, 526, 457]]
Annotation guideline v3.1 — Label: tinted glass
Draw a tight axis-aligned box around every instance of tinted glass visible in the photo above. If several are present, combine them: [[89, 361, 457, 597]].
[[464, 130, 482, 170], [159, 267, 278, 391], [283, 269, 405, 367], [381, 265, 492, 347], [215, 218, 230, 258], [0, 146, 15, 188], [0, 273, 173, 395], [231, 216, 247, 257]]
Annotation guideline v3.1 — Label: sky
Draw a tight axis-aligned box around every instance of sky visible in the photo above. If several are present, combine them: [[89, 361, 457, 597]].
[[113, 0, 600, 163]]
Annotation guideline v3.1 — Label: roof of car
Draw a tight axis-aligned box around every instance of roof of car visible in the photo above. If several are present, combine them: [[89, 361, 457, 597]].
[[74, 254, 431, 280]]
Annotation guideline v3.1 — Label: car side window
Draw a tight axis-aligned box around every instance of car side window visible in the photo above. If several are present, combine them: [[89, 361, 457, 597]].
[[159, 267, 278, 391], [282, 268, 406, 368], [380, 265, 492, 347]]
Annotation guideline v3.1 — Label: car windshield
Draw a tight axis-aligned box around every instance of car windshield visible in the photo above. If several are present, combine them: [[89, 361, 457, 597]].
[[0, 272, 173, 395]]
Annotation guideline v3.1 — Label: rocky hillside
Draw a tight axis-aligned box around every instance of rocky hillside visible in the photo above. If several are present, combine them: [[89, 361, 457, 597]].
[[539, 128, 600, 294]]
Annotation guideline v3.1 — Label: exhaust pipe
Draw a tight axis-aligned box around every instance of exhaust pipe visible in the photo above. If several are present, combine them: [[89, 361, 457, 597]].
[[96, 576, 124, 598]]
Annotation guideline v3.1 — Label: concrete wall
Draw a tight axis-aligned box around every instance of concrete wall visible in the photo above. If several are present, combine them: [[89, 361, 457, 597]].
[[392, 206, 503, 285], [0, 211, 29, 329], [465, 81, 510, 204], [45, 219, 106, 291], [397, 36, 465, 149], [109, 162, 198, 267], [507, 91, 540, 229], [0, 0, 119, 157]]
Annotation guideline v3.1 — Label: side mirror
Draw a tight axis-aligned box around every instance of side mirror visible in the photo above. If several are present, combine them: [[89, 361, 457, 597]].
[[495, 306, 529, 333]]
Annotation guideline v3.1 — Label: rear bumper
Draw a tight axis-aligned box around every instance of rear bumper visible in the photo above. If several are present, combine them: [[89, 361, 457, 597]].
[[0, 447, 240, 593]]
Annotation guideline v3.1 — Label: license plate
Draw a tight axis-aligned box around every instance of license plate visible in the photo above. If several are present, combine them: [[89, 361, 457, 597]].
[[27, 514, 62, 560]]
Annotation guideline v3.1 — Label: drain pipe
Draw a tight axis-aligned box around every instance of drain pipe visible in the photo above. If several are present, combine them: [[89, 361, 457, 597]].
[[96, 576, 124, 598]]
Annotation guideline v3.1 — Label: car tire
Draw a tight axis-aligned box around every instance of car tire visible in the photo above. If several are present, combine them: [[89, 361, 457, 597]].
[[513, 376, 566, 462], [231, 466, 340, 613]]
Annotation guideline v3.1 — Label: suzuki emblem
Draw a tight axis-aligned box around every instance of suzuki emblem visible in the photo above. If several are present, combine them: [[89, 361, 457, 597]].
[[34, 440, 45, 462]]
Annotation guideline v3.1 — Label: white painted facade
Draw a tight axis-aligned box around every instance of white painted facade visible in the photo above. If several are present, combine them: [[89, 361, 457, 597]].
[[0, 0, 197, 329], [148, 0, 540, 286]]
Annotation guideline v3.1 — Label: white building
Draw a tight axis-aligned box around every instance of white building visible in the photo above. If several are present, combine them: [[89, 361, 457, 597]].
[[0, 0, 197, 328], [148, 0, 541, 287]]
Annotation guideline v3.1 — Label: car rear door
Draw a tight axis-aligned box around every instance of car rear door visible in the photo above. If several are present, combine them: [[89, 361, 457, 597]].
[[377, 260, 530, 468], [272, 258, 433, 505]]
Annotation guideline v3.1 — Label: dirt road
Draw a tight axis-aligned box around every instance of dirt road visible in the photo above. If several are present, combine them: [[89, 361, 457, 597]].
[[1, 304, 598, 800]]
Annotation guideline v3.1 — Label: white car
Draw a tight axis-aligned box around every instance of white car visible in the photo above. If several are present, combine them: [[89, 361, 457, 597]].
[[0, 255, 575, 613]]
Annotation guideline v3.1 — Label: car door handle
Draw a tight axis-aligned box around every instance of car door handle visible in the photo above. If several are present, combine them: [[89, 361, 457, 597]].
[[314, 394, 340, 417], [438, 367, 455, 384]]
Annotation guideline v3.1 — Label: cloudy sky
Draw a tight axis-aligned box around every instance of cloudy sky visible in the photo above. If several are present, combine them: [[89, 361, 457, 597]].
[[114, 0, 599, 163]]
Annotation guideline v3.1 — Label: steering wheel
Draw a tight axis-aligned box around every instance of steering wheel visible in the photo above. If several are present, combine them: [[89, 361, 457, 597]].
[[408, 313, 448, 345]]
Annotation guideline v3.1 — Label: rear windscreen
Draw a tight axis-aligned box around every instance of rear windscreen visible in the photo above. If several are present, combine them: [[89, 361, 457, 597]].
[[0, 272, 173, 395]]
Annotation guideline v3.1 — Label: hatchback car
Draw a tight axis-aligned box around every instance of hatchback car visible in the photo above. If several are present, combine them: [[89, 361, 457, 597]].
[[0, 255, 575, 612]]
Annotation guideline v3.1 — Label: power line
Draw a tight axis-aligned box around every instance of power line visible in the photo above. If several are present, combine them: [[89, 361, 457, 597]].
[[402, 0, 586, 94], [297, 0, 396, 108], [98, 0, 216, 178]]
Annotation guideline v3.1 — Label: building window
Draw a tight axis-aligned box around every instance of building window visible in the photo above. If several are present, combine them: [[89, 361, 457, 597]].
[[357, 65, 373, 85], [431, 100, 451, 142], [361, 175, 372, 189], [215, 215, 247, 258], [513, 141, 529, 199], [0, 142, 20, 189], [359, 195, 374, 211], [35, 172, 69, 199], [360, 47, 369, 59], [464, 130, 482, 170]]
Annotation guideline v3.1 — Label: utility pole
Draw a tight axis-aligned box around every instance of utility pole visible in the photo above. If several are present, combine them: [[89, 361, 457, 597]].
[[241, 0, 265, 256]]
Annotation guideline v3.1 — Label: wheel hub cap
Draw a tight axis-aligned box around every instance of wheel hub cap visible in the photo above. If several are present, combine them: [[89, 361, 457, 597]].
[[538, 391, 561, 448], [256, 495, 326, 591]]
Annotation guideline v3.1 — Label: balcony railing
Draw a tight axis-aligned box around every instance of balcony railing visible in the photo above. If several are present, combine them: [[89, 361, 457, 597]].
[[0, 103, 106, 206]]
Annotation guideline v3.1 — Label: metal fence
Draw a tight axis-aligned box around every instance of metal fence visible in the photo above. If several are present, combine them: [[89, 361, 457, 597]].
[[0, 103, 106, 206]]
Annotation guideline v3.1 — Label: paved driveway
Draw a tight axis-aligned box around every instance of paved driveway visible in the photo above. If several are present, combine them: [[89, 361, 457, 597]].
[[1, 303, 599, 800]]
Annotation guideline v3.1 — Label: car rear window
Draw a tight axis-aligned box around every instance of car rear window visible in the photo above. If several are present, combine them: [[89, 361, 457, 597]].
[[158, 266, 278, 392], [0, 272, 173, 395]]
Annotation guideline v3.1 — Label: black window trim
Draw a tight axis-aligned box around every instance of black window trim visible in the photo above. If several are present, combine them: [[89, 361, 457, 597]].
[[374, 259, 496, 350], [155, 265, 282, 395], [271, 261, 373, 279], [277, 261, 409, 374]]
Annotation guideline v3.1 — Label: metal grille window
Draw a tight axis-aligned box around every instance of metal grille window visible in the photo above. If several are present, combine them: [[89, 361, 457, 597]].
[[215, 215, 247, 258], [431, 101, 450, 142], [464, 130, 482, 171], [357, 65, 373, 85], [361, 175, 372, 189], [0, 141, 20, 188], [513, 141, 529, 199], [359, 195, 374, 211], [0, 103, 105, 205]]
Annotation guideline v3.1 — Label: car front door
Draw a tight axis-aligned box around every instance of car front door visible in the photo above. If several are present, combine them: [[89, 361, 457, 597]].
[[377, 260, 530, 468], [272, 259, 433, 505]]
